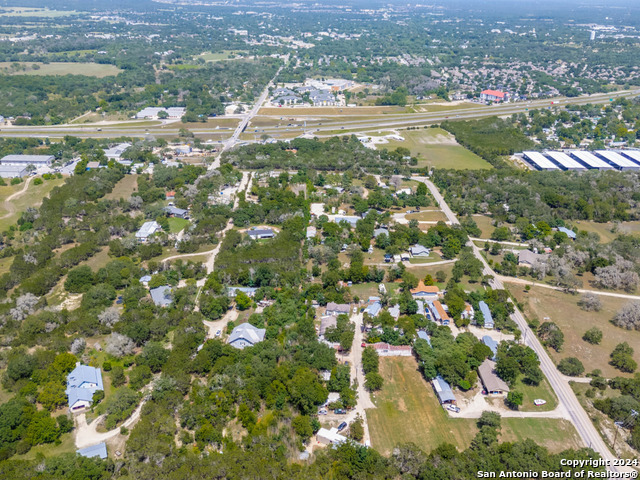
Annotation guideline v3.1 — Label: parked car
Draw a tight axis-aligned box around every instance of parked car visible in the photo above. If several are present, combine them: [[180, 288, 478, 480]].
[[446, 404, 460, 413], [334, 409, 346, 414], [533, 399, 547, 406], [215, 330, 221, 337], [337, 422, 348, 432], [318, 408, 328, 415]]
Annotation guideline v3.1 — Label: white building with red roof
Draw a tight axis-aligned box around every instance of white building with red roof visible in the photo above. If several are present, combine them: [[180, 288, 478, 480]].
[[480, 89, 509, 102]]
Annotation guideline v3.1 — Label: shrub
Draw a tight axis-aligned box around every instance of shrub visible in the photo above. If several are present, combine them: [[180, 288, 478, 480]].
[[582, 327, 603, 345], [557, 357, 585, 377]]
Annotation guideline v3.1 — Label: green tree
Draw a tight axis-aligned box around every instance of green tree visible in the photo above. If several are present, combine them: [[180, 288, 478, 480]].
[[37, 381, 67, 411], [506, 391, 523, 409], [365, 372, 384, 391], [582, 327, 603, 345], [235, 291, 252, 310], [292, 415, 313, 440], [362, 346, 379, 374]]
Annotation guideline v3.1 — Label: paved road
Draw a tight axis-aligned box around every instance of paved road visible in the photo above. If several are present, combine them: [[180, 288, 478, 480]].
[[1, 90, 635, 141], [420, 176, 629, 472]]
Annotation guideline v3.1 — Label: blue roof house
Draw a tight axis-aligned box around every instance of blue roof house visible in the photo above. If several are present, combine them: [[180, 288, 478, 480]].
[[66, 364, 103, 411], [478, 301, 494, 329], [77, 442, 107, 460], [482, 335, 499, 360]]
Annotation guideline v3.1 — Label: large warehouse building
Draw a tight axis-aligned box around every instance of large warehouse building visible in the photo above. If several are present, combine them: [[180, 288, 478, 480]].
[[0, 165, 28, 178], [1, 154, 54, 166], [594, 150, 640, 171], [522, 151, 559, 171]]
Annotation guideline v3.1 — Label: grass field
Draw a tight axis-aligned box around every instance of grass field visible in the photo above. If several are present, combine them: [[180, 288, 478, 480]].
[[0, 177, 65, 231], [0, 62, 122, 77], [367, 357, 582, 455], [406, 210, 448, 222], [0, 7, 81, 17], [13, 431, 76, 460], [168, 217, 189, 233], [511, 285, 640, 378], [473, 215, 495, 238], [573, 220, 640, 243], [105, 175, 138, 200], [377, 128, 492, 170]]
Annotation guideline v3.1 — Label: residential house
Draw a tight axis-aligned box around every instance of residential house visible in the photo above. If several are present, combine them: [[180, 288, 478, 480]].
[[247, 228, 275, 240], [428, 301, 451, 325], [66, 364, 104, 411], [478, 359, 510, 395], [228, 323, 266, 349], [334, 216, 359, 228], [318, 315, 337, 338], [558, 226, 576, 240], [482, 336, 499, 360], [364, 301, 382, 317], [373, 227, 389, 238], [370, 342, 413, 357], [227, 286, 258, 298], [388, 304, 400, 320], [462, 303, 474, 321], [150, 285, 173, 307], [517, 249, 548, 267], [432, 375, 456, 405], [77, 443, 108, 460], [410, 282, 440, 300], [416, 300, 426, 317], [478, 301, 494, 329], [417, 330, 432, 346], [306, 226, 317, 239], [164, 206, 188, 219], [317, 427, 347, 445], [409, 245, 430, 257], [136, 221, 162, 243], [139, 275, 151, 286], [325, 302, 350, 316]]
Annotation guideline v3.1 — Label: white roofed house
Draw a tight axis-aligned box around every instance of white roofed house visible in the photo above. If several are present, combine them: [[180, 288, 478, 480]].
[[136, 221, 162, 243], [410, 245, 430, 257], [228, 323, 266, 349]]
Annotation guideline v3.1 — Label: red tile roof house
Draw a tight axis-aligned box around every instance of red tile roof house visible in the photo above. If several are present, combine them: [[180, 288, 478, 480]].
[[370, 342, 413, 357], [480, 89, 509, 102]]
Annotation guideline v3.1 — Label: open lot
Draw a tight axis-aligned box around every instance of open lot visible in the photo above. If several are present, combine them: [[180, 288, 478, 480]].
[[472, 215, 496, 238], [573, 220, 640, 244], [367, 357, 582, 455], [510, 284, 640, 378], [377, 128, 492, 170], [0, 7, 81, 17], [105, 175, 138, 200], [406, 210, 449, 222], [0, 62, 122, 77], [0, 177, 65, 231], [195, 50, 248, 62]]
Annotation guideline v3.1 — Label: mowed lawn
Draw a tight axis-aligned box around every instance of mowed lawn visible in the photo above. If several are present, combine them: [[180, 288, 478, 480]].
[[511, 285, 640, 378], [379, 128, 492, 170], [168, 217, 189, 233], [367, 357, 477, 455], [0, 62, 122, 77], [367, 357, 583, 456], [472, 215, 495, 238]]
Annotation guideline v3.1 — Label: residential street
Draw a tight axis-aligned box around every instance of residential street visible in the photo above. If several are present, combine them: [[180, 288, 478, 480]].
[[420, 176, 630, 474]]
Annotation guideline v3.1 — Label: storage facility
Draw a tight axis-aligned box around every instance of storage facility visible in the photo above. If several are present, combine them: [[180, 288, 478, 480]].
[[620, 150, 640, 165], [1, 154, 54, 166], [569, 150, 613, 170], [522, 151, 559, 171], [545, 151, 586, 170], [594, 150, 640, 170], [0, 165, 28, 178]]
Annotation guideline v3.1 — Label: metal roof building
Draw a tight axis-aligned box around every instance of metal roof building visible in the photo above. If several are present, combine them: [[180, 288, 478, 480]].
[[482, 335, 498, 360], [104, 143, 131, 161], [478, 301, 494, 329], [569, 150, 613, 170], [432, 375, 456, 404], [150, 285, 173, 307], [0, 165, 28, 178], [228, 323, 266, 349], [523, 151, 559, 171], [1, 154, 54, 166], [77, 442, 108, 460], [595, 150, 640, 170], [545, 151, 586, 170], [620, 150, 640, 165]]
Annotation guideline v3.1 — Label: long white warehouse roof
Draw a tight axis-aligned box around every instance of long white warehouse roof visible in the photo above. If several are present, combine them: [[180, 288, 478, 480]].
[[523, 151, 559, 170], [545, 151, 586, 170], [569, 150, 612, 169], [620, 150, 640, 164], [595, 150, 640, 169]]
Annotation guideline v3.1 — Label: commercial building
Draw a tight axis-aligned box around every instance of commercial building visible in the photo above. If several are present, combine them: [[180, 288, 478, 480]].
[[594, 150, 640, 171], [135, 107, 186, 119], [480, 90, 508, 102], [569, 150, 613, 170], [1, 154, 54, 166], [0, 165, 28, 178], [620, 150, 640, 165], [104, 143, 131, 161], [523, 151, 559, 171], [545, 151, 586, 170]]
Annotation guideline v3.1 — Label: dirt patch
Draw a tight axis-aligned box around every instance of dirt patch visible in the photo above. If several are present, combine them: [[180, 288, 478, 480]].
[[396, 398, 408, 412]]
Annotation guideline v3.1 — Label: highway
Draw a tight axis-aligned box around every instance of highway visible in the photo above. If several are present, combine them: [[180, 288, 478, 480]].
[[418, 176, 633, 473], [0, 89, 636, 141]]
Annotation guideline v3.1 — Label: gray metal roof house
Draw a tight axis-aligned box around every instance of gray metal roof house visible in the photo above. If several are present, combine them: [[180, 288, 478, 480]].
[[150, 285, 173, 307], [164, 206, 188, 218], [77, 442, 108, 460], [432, 375, 456, 404], [247, 228, 275, 239], [478, 301, 494, 329], [228, 323, 266, 349], [66, 364, 104, 411], [482, 335, 498, 360], [136, 221, 162, 243]]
